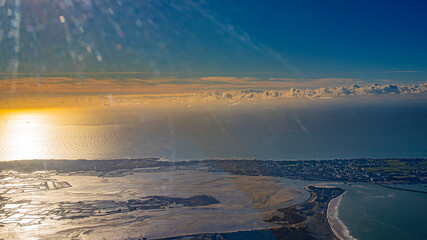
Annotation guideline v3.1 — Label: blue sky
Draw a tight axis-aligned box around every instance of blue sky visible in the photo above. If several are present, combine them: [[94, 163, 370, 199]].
[[0, 0, 426, 87], [221, 0, 427, 81]]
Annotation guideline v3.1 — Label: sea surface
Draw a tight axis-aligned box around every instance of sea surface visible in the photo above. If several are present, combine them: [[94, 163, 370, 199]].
[[337, 183, 427, 240], [282, 180, 427, 240], [1, 98, 426, 161]]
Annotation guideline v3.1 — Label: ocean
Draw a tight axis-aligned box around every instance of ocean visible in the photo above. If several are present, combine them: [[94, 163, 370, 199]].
[[337, 183, 427, 240], [1, 97, 426, 161], [279, 180, 427, 240]]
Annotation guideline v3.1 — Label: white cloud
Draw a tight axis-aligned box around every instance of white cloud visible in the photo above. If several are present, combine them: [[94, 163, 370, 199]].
[[185, 83, 427, 103]]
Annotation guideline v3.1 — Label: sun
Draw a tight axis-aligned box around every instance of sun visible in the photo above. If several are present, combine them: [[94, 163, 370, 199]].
[[0, 110, 51, 161]]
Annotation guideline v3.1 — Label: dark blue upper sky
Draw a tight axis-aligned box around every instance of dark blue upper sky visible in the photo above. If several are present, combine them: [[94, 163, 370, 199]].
[[0, 0, 426, 84], [216, 0, 427, 80]]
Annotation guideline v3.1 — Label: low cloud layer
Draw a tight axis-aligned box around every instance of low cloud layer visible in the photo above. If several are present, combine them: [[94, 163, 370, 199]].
[[190, 83, 427, 102], [1, 82, 425, 108]]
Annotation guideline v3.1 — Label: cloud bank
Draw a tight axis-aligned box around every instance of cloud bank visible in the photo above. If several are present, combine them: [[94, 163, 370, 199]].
[[189, 83, 427, 102], [1, 82, 425, 108]]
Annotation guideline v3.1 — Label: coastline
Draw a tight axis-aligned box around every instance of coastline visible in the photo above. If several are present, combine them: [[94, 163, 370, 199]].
[[157, 185, 346, 240], [327, 192, 358, 240], [2, 159, 425, 239], [376, 183, 427, 194]]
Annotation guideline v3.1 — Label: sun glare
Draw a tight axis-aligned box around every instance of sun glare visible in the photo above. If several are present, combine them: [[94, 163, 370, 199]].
[[0, 110, 52, 161]]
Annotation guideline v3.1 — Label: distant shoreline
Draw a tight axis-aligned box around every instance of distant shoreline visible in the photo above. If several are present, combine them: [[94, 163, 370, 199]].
[[1, 157, 426, 162], [1, 158, 425, 187], [375, 183, 427, 194]]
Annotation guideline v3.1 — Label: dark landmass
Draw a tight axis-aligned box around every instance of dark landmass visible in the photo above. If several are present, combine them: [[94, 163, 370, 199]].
[[204, 158, 427, 185], [375, 183, 427, 194], [0, 158, 163, 173], [1, 158, 425, 185], [154, 186, 345, 240], [55, 195, 220, 220]]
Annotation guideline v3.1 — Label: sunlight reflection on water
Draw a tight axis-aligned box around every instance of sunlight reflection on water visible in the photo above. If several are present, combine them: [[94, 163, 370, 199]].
[[1, 101, 426, 161], [0, 111, 52, 160], [0, 108, 126, 161]]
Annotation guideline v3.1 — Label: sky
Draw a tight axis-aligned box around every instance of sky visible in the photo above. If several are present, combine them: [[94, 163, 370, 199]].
[[0, 0, 426, 162], [0, 0, 426, 99]]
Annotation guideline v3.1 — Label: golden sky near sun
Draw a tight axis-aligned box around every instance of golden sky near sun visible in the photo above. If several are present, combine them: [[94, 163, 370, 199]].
[[0, 76, 364, 95]]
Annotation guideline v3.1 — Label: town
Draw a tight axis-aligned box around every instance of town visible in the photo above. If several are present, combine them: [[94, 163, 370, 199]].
[[1, 158, 426, 185]]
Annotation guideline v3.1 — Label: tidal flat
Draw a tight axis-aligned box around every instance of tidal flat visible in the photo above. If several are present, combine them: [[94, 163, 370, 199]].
[[0, 170, 303, 239]]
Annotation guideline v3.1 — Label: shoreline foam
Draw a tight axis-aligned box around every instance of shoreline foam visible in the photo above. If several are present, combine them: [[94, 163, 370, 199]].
[[327, 192, 358, 240]]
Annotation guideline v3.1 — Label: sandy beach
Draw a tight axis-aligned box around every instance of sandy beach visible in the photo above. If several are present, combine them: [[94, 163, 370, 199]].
[[327, 192, 358, 240]]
